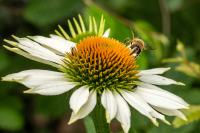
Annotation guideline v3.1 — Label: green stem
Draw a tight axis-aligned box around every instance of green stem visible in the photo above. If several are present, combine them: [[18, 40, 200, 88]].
[[83, 116, 96, 133], [91, 98, 110, 133]]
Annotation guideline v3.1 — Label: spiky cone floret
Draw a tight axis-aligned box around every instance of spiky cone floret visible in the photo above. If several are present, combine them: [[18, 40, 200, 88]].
[[1, 15, 189, 133], [61, 36, 138, 93]]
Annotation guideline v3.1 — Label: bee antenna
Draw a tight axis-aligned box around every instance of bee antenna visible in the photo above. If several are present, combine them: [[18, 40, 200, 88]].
[[129, 27, 135, 39], [144, 43, 155, 51], [131, 30, 135, 38]]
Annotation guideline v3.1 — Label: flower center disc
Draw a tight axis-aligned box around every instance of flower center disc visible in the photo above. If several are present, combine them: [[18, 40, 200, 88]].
[[64, 37, 138, 92]]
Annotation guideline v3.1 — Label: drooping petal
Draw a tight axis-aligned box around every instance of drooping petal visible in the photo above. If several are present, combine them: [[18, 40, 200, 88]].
[[153, 106, 187, 121], [120, 89, 171, 125], [139, 74, 185, 86], [68, 90, 97, 124], [102, 29, 110, 38], [120, 90, 159, 125], [149, 109, 171, 125], [4, 37, 64, 66], [135, 84, 189, 110], [69, 86, 90, 113], [114, 91, 131, 133], [140, 83, 189, 107], [101, 89, 117, 123], [137, 68, 170, 76], [29, 35, 76, 55], [2, 69, 76, 95]]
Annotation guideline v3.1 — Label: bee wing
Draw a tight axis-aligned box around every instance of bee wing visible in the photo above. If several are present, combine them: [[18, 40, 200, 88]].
[[144, 44, 155, 51]]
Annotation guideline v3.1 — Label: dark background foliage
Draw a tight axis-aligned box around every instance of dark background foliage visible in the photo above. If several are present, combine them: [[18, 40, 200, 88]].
[[0, 0, 200, 132]]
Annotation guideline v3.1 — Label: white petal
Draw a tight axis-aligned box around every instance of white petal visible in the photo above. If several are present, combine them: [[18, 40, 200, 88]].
[[2, 69, 64, 86], [137, 67, 170, 76], [153, 106, 187, 121], [120, 90, 159, 125], [68, 90, 97, 124], [2, 69, 76, 95], [136, 84, 189, 109], [6, 37, 64, 65], [70, 86, 90, 113], [17, 37, 64, 63], [3, 45, 58, 68], [101, 89, 117, 123], [139, 74, 185, 85], [140, 83, 189, 107], [24, 81, 76, 95], [114, 91, 131, 133], [149, 110, 171, 125], [30, 35, 75, 54], [102, 29, 110, 38], [120, 89, 170, 125]]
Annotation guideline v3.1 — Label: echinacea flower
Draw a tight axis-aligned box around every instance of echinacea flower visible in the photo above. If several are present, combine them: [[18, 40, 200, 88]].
[[2, 15, 189, 133]]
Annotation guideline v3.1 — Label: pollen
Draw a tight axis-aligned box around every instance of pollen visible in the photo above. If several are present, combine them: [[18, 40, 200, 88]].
[[63, 36, 138, 92]]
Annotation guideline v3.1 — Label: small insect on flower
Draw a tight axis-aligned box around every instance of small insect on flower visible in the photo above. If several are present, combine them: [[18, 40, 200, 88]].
[[127, 38, 145, 58], [125, 30, 154, 58]]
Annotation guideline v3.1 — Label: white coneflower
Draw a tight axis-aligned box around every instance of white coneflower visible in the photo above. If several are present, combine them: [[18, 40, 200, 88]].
[[2, 15, 188, 133]]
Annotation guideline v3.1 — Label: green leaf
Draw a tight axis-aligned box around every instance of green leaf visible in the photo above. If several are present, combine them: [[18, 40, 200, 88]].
[[175, 62, 200, 78], [165, 0, 184, 12], [130, 109, 151, 131], [0, 95, 23, 111], [84, 4, 132, 41], [35, 93, 71, 118], [173, 105, 200, 128], [24, 0, 82, 26], [162, 57, 184, 63], [0, 49, 11, 71], [179, 89, 200, 105], [148, 122, 195, 133], [0, 107, 24, 131], [176, 40, 186, 58]]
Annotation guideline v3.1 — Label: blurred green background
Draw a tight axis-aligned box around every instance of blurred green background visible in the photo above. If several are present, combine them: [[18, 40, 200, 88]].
[[0, 0, 200, 133]]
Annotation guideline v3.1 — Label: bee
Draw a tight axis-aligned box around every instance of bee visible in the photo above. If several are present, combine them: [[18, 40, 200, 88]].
[[126, 38, 145, 58]]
